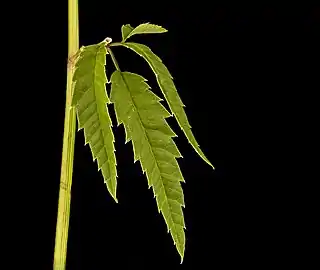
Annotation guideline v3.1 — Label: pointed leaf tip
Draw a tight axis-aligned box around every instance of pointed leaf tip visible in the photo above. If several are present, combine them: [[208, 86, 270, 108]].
[[111, 194, 118, 203]]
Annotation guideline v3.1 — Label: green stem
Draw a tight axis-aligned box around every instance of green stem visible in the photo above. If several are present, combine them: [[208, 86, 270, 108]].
[[107, 47, 121, 71], [53, 0, 78, 268], [108, 42, 122, 47]]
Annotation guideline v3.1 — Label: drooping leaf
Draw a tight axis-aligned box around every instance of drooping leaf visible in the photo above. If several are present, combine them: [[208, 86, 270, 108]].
[[121, 23, 168, 42], [110, 70, 186, 262], [71, 42, 118, 202], [118, 42, 214, 169], [121, 24, 134, 41]]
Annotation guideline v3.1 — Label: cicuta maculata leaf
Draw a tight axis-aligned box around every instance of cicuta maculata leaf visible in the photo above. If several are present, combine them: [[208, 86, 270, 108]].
[[71, 42, 118, 202], [110, 70, 186, 261], [117, 42, 214, 169]]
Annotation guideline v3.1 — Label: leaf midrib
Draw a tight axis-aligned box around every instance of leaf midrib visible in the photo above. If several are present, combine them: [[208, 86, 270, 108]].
[[89, 48, 114, 185]]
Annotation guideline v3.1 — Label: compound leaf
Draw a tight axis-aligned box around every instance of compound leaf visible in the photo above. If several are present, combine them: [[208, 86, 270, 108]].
[[118, 42, 214, 168], [71, 42, 118, 202], [110, 70, 185, 261]]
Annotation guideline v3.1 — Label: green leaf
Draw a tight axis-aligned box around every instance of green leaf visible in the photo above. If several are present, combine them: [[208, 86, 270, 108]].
[[121, 24, 134, 41], [121, 22, 168, 42], [110, 70, 186, 262], [71, 42, 118, 202], [118, 42, 214, 169]]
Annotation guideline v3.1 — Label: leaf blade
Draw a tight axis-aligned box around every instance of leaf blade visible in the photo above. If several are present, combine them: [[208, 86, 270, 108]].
[[121, 24, 134, 41], [71, 42, 118, 202], [110, 70, 186, 261], [121, 23, 168, 41], [119, 42, 214, 169]]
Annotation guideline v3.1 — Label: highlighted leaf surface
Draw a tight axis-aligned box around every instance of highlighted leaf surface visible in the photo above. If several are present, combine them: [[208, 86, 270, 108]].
[[118, 42, 213, 168], [121, 23, 167, 41], [71, 43, 118, 202], [110, 71, 186, 261], [121, 24, 134, 41]]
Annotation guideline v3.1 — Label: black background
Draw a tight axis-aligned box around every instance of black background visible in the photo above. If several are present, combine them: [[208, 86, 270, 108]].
[[38, 3, 319, 269]]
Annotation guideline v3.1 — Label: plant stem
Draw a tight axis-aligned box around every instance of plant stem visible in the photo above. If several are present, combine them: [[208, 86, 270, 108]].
[[107, 47, 121, 71], [53, 0, 78, 268], [108, 42, 122, 47]]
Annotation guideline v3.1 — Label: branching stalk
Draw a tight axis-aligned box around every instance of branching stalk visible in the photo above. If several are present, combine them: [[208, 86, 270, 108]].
[[53, 0, 79, 268]]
